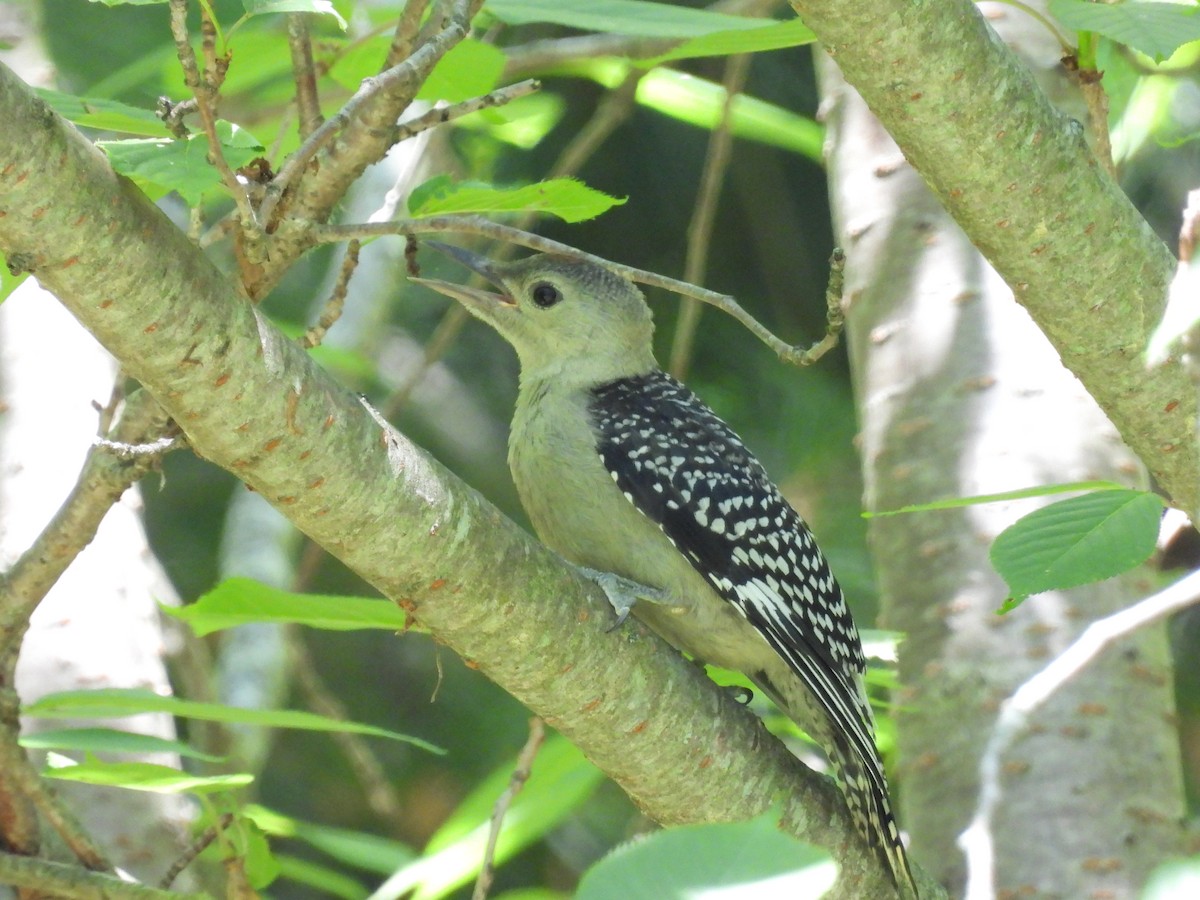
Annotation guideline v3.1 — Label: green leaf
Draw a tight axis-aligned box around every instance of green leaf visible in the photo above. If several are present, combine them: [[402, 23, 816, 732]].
[[417, 40, 506, 102], [19, 727, 224, 762], [86, 0, 170, 6], [374, 733, 604, 900], [575, 813, 836, 899], [989, 489, 1164, 605], [242, 0, 347, 29], [244, 805, 414, 875], [408, 176, 626, 223], [164, 576, 410, 636], [863, 479, 1125, 517], [560, 60, 821, 160], [639, 18, 816, 65], [35, 89, 166, 136], [274, 854, 368, 900], [26, 688, 444, 754], [485, 0, 779, 37], [454, 92, 567, 149], [98, 121, 265, 204], [329, 37, 504, 102], [1049, 0, 1200, 62], [43, 754, 253, 794], [240, 820, 282, 890]]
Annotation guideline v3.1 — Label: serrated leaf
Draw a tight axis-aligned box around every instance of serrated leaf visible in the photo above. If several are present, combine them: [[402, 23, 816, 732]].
[[989, 489, 1163, 604], [164, 576, 410, 636], [485, 0, 778, 37], [43, 756, 253, 794], [408, 176, 625, 223], [35, 89, 167, 136], [20, 727, 224, 762], [575, 813, 836, 900], [1049, 0, 1200, 62], [26, 688, 443, 754], [98, 121, 264, 204]]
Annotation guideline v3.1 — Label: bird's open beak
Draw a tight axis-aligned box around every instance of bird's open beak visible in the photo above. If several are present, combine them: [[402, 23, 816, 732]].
[[410, 241, 517, 308]]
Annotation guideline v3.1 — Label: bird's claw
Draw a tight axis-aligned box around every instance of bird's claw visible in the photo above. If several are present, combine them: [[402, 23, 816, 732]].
[[577, 566, 664, 631]]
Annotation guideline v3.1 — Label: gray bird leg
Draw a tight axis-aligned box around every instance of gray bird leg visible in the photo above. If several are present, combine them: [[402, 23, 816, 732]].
[[576, 566, 674, 630]]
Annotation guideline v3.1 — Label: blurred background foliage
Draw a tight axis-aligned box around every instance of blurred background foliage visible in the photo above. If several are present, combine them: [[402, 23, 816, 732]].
[[15, 0, 1200, 895]]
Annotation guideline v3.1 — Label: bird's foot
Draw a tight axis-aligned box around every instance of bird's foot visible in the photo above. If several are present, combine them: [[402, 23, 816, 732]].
[[576, 567, 669, 632]]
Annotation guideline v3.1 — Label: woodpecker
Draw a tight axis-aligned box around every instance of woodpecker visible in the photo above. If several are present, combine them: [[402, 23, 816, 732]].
[[412, 243, 917, 897]]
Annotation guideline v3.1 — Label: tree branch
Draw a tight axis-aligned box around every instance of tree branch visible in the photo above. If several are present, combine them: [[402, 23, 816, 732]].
[[0, 60, 907, 897], [0, 850, 187, 899], [788, 0, 1196, 511]]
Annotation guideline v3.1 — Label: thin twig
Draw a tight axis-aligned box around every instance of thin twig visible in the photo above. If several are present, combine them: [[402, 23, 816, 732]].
[[287, 14, 324, 140], [289, 635, 406, 829], [160, 812, 235, 888], [390, 79, 541, 145], [28, 776, 111, 870], [302, 241, 360, 348], [959, 568, 1200, 900], [258, 2, 472, 227], [471, 717, 545, 900], [167, 0, 258, 232], [313, 216, 842, 366], [0, 390, 173, 657], [669, 52, 752, 379], [386, 0, 432, 69]]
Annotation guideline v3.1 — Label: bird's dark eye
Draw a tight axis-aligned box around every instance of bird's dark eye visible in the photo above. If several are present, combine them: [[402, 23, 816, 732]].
[[531, 282, 561, 309]]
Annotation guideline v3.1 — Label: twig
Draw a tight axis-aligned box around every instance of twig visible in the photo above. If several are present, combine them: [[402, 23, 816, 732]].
[[24, 756, 116, 870], [390, 79, 541, 145], [312, 216, 843, 366], [0, 849, 190, 899], [0, 716, 44, 857], [159, 812, 233, 888], [258, 2, 472, 227], [386, 0, 432, 68], [167, 0, 258, 232], [959, 569, 1200, 900], [287, 14, 324, 140], [471, 717, 545, 900], [669, 52, 752, 379], [0, 390, 173, 658], [289, 635, 406, 829], [302, 240, 360, 348]]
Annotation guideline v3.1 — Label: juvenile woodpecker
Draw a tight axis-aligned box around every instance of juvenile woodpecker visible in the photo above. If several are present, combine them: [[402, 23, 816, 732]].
[[413, 244, 917, 896]]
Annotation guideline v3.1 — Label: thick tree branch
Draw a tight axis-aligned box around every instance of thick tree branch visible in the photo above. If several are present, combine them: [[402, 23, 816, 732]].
[[0, 62, 913, 897], [789, 0, 1196, 512]]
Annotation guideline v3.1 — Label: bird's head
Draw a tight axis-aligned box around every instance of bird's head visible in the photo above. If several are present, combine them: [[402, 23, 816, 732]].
[[412, 243, 658, 385]]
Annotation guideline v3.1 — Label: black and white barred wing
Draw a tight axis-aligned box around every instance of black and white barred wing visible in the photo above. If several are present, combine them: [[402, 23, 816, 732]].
[[588, 371, 866, 686]]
